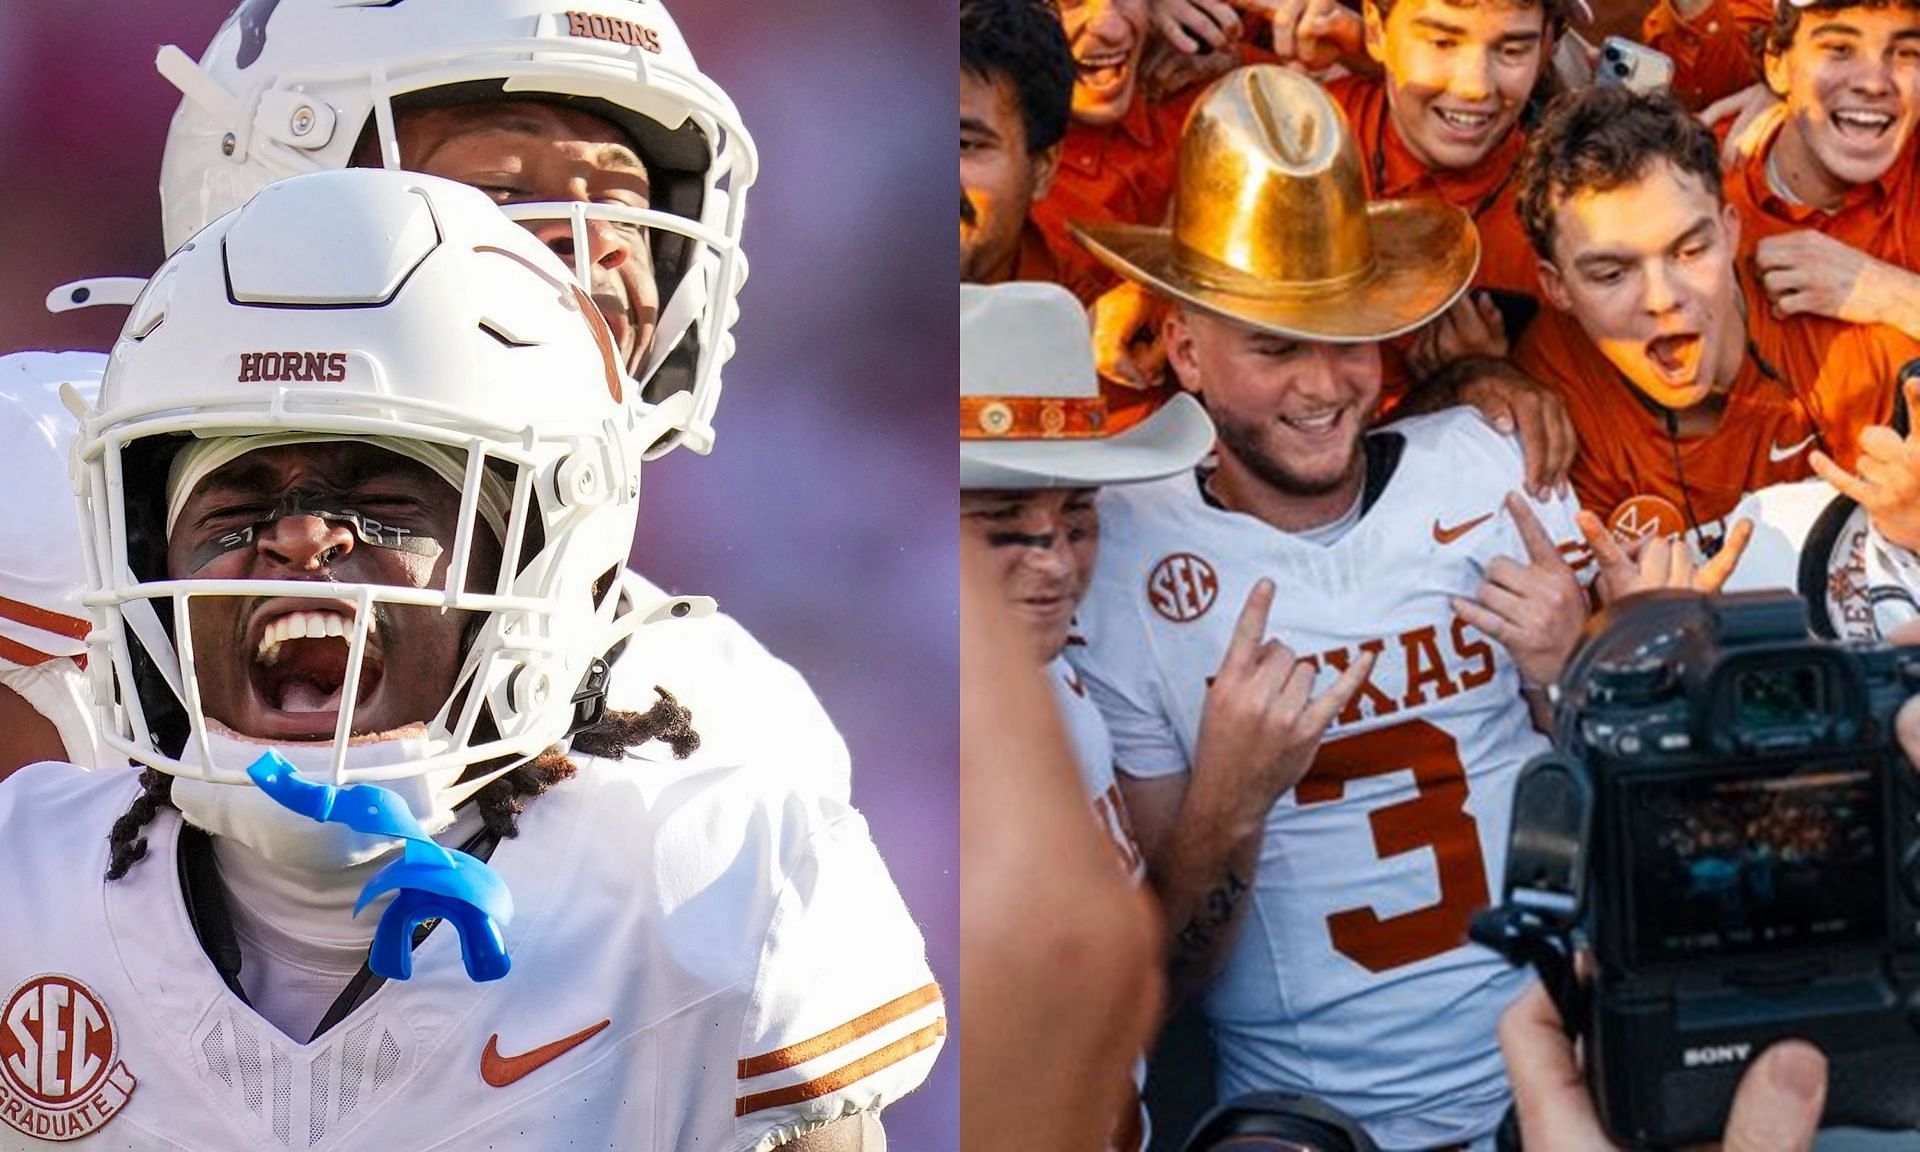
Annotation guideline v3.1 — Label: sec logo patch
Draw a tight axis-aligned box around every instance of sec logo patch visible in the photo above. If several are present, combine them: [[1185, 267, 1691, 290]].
[[0, 975, 137, 1142], [1148, 553, 1219, 622]]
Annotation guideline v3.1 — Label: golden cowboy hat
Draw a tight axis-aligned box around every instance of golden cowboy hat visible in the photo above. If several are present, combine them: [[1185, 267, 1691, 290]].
[[961, 282, 1215, 490], [1072, 66, 1478, 343]]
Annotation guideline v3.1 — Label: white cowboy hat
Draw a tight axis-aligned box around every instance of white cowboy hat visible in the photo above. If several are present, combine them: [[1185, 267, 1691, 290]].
[[961, 281, 1214, 490]]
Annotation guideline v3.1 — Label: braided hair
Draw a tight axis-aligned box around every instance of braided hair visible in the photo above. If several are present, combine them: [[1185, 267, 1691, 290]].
[[103, 686, 699, 880]]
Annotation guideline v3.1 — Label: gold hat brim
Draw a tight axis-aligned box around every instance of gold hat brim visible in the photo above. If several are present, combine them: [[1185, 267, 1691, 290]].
[[1073, 199, 1479, 344]]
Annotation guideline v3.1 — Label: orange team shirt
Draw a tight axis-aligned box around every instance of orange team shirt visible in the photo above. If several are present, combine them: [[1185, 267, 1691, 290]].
[[1030, 75, 1207, 305], [1324, 74, 1541, 406], [1644, 0, 1774, 110], [1033, 48, 1276, 305], [1513, 271, 1917, 544], [1013, 219, 1111, 303], [1723, 118, 1920, 264]]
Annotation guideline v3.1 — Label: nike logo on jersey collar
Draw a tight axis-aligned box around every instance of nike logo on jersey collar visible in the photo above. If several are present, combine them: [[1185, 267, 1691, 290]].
[[481, 1019, 612, 1087], [1769, 434, 1816, 463], [1432, 512, 1495, 545]]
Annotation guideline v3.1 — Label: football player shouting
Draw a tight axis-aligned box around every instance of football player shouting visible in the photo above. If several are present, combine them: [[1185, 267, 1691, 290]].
[[9, 0, 854, 802], [0, 170, 940, 1150]]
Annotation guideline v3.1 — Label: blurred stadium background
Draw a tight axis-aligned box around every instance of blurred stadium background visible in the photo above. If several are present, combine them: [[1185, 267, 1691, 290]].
[[0, 1, 958, 1146]]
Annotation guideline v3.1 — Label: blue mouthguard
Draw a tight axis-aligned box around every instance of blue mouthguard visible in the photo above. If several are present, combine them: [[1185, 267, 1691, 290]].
[[247, 752, 514, 983]]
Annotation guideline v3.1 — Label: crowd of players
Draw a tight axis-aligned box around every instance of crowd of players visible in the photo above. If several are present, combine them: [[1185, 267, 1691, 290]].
[[960, 0, 1920, 1147], [0, 2, 944, 1149]]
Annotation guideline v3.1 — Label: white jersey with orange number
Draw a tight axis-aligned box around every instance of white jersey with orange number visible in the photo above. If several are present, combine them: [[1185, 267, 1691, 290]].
[[0, 753, 941, 1151], [1049, 654, 1150, 1152], [1071, 409, 1590, 1150]]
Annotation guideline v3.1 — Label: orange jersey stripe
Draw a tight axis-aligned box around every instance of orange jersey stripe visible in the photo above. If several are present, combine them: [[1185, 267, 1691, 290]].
[[734, 1018, 947, 1117], [0, 596, 90, 642], [0, 634, 57, 668], [737, 983, 941, 1078]]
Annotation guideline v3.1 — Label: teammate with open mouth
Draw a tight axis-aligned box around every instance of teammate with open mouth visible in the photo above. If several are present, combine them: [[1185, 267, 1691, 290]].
[[1513, 86, 1917, 551]]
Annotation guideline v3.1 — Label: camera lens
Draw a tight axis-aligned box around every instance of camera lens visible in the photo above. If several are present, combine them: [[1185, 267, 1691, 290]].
[[1604, 45, 1622, 60], [1612, 61, 1632, 77]]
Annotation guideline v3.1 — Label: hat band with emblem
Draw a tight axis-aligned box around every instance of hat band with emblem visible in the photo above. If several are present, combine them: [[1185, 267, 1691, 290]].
[[961, 395, 1110, 440], [960, 281, 1215, 490]]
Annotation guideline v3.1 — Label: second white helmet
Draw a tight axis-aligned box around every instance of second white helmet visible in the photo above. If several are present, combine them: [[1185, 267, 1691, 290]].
[[157, 0, 756, 457]]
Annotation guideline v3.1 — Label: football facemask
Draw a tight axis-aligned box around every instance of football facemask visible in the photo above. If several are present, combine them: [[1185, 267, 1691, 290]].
[[79, 168, 682, 795], [156, 0, 756, 458]]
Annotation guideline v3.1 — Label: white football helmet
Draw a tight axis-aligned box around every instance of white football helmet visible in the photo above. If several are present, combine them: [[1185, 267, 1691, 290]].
[[78, 168, 678, 794], [157, 0, 756, 458], [0, 352, 105, 767]]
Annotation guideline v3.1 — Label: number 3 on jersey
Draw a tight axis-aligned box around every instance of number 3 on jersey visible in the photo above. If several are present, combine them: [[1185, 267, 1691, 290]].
[[1295, 720, 1489, 972]]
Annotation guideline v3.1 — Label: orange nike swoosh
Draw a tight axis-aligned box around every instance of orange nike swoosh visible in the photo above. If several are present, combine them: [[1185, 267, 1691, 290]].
[[1432, 512, 1494, 545], [481, 1019, 612, 1087]]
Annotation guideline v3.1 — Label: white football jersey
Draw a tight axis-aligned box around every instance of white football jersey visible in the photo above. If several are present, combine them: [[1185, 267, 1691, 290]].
[[606, 570, 851, 804], [1048, 655, 1149, 1152], [1710, 480, 1919, 641], [0, 352, 106, 767], [0, 754, 941, 1150], [1072, 410, 1588, 1149], [1049, 655, 1146, 883]]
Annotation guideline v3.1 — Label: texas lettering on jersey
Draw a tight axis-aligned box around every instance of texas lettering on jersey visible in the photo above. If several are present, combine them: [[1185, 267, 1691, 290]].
[[1282, 615, 1497, 729], [1187, 611, 1504, 972], [1073, 411, 1583, 1148]]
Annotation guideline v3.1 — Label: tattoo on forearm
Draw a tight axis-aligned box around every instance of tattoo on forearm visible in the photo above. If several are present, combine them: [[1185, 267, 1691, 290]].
[[1173, 867, 1249, 963]]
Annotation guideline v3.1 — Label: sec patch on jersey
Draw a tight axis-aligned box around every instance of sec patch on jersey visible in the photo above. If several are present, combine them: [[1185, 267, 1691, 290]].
[[0, 975, 136, 1143]]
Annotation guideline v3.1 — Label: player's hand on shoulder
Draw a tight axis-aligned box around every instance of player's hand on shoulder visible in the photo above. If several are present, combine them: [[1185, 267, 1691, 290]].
[[1812, 375, 1920, 553], [1091, 280, 1171, 390], [1449, 357, 1578, 501], [1578, 509, 1755, 601], [1453, 493, 1588, 690], [1501, 982, 1826, 1152], [1407, 292, 1510, 383], [1700, 82, 1785, 168], [1191, 579, 1376, 816]]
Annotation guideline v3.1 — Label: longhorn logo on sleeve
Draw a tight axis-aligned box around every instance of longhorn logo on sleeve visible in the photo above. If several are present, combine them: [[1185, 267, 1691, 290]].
[[0, 975, 137, 1143]]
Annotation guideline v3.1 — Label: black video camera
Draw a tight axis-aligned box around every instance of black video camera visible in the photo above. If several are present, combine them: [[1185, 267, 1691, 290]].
[[1474, 590, 1920, 1147]]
